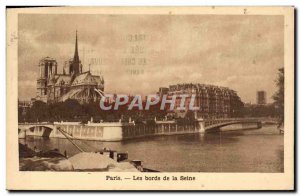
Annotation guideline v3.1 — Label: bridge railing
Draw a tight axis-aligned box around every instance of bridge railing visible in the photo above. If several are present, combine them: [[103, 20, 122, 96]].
[[201, 118, 263, 127]]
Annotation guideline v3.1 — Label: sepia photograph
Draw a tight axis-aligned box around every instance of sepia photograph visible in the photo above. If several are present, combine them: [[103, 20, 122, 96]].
[[6, 6, 294, 190]]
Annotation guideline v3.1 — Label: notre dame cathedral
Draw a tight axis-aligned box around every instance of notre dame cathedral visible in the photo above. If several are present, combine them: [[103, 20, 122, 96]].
[[36, 31, 104, 104]]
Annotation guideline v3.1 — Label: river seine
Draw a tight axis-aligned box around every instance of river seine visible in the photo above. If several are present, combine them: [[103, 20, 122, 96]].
[[19, 125, 283, 172]]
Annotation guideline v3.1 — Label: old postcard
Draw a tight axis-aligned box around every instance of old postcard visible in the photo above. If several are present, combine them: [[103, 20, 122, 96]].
[[6, 6, 294, 190]]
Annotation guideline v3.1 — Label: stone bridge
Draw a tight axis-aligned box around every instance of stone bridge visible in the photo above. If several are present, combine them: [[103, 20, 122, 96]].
[[197, 118, 262, 132], [18, 123, 55, 138]]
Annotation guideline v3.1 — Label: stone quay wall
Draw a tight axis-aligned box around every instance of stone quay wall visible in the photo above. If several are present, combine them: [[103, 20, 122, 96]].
[[21, 121, 202, 141]]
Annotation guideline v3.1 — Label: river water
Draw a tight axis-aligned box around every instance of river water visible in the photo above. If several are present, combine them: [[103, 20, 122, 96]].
[[19, 125, 283, 172]]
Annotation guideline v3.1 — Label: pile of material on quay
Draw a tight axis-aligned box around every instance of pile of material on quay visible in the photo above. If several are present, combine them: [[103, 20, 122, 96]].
[[19, 143, 139, 172]]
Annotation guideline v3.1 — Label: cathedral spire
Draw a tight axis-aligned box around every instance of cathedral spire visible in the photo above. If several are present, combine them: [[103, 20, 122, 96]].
[[73, 30, 79, 62], [70, 30, 81, 75]]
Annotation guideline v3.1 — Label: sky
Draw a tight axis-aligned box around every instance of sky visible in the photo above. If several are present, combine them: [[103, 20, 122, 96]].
[[18, 14, 284, 103]]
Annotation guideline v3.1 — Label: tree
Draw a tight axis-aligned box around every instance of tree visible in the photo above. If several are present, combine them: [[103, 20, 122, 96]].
[[61, 99, 84, 121], [272, 68, 284, 123], [26, 100, 49, 122]]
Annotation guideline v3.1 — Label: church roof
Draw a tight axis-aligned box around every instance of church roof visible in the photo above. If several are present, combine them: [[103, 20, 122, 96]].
[[91, 75, 104, 84], [55, 75, 72, 86], [71, 71, 98, 86]]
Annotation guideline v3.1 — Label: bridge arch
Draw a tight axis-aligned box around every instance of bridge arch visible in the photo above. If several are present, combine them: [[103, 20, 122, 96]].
[[19, 124, 54, 138], [204, 120, 262, 132]]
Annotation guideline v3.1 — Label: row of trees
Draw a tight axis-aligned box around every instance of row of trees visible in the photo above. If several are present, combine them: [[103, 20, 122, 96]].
[[19, 99, 168, 123], [241, 104, 277, 118]]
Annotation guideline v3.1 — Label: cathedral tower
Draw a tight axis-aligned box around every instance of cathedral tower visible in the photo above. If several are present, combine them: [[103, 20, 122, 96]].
[[69, 31, 82, 75], [36, 57, 57, 102]]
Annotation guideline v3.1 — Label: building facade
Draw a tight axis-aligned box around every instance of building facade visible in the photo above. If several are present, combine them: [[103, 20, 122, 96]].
[[158, 83, 244, 119], [36, 32, 104, 104], [257, 91, 266, 105]]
